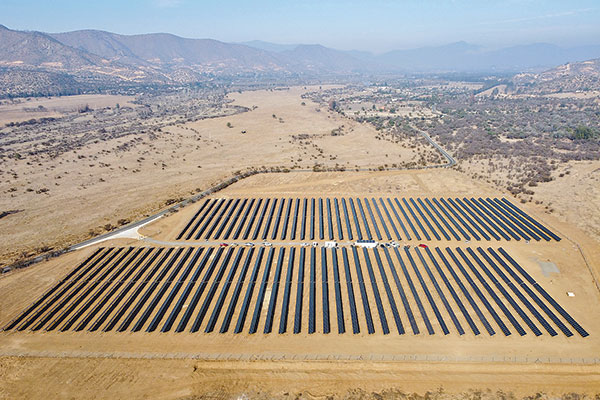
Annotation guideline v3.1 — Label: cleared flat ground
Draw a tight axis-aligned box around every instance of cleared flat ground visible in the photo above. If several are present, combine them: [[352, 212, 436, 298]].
[[1, 169, 599, 399], [0, 94, 136, 124]]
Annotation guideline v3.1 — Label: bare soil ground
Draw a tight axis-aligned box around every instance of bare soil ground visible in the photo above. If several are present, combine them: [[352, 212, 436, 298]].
[[458, 159, 600, 242], [0, 94, 136, 124], [1, 358, 598, 399], [535, 161, 600, 241], [1, 169, 598, 399]]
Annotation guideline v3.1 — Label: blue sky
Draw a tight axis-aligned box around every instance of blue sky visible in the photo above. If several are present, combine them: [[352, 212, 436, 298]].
[[2, 0, 599, 52]]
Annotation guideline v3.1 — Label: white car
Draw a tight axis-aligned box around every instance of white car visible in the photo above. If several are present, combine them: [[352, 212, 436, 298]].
[[263, 242, 272, 247]]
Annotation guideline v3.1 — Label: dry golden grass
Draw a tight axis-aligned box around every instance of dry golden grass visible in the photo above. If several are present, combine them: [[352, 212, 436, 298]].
[[0, 86, 430, 267], [457, 158, 600, 242]]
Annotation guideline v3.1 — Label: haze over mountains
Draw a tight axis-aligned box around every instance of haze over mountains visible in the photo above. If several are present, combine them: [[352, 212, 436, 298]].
[[1, 23, 600, 97], [244, 40, 600, 73]]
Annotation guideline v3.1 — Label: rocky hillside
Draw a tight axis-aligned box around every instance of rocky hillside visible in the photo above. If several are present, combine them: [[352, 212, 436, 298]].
[[0, 25, 102, 69], [513, 59, 600, 93], [50, 30, 288, 72]]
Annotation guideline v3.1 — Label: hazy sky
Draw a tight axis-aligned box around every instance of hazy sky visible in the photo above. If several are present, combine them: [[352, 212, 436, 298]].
[[2, 0, 599, 52]]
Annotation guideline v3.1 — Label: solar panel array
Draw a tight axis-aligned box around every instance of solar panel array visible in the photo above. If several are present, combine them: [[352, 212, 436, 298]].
[[5, 245, 586, 337], [177, 197, 561, 243]]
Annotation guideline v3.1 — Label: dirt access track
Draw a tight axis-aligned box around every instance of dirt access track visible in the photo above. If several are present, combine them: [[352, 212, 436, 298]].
[[1, 169, 599, 399]]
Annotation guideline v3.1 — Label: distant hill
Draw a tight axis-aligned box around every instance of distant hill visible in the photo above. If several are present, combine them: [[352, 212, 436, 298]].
[[51, 30, 286, 73], [49, 29, 150, 67], [377, 41, 600, 72], [512, 58, 600, 93], [243, 40, 376, 64], [378, 41, 483, 72], [244, 39, 600, 72], [242, 41, 373, 72], [240, 40, 298, 53], [482, 43, 600, 72], [278, 44, 371, 73], [0, 24, 102, 69]]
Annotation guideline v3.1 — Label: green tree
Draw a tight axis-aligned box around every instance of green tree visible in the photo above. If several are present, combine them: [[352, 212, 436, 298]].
[[573, 125, 597, 140]]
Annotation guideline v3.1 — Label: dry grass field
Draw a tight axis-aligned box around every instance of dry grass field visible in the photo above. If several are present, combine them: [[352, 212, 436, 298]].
[[0, 86, 434, 268], [458, 159, 600, 242]]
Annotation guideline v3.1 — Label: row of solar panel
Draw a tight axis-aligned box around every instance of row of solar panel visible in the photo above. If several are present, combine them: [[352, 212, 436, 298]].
[[5, 245, 584, 337], [177, 197, 560, 242]]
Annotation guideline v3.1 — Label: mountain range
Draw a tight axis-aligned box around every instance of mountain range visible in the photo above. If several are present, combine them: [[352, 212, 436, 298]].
[[242, 39, 600, 73], [1, 23, 600, 96], [375, 41, 600, 72]]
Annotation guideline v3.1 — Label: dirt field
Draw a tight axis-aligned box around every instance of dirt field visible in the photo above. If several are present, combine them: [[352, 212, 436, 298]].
[[1, 169, 599, 399], [0, 86, 434, 268], [0, 94, 136, 124], [534, 161, 600, 241], [458, 158, 600, 242]]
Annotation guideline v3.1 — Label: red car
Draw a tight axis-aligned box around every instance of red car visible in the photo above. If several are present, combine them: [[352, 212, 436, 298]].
[[418, 244, 428, 248]]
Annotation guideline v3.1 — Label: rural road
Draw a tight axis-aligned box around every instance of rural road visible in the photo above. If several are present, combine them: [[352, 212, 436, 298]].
[[417, 129, 457, 167]]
